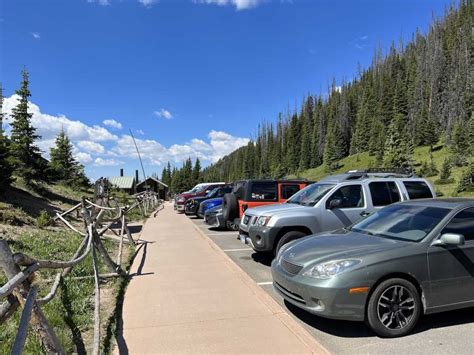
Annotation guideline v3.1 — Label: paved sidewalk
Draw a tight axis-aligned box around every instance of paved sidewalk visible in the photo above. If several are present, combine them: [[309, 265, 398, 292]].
[[117, 203, 329, 354]]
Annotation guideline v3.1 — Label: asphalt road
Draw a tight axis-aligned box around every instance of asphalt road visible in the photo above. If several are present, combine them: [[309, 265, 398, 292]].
[[188, 216, 474, 354]]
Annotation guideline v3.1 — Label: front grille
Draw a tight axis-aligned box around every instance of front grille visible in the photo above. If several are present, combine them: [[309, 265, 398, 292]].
[[281, 258, 303, 275], [275, 282, 306, 304]]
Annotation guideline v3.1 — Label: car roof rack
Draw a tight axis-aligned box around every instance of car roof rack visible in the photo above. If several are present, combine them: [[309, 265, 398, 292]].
[[345, 168, 416, 179]]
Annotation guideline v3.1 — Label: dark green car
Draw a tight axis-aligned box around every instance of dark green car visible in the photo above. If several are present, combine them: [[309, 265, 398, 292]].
[[271, 198, 474, 338]]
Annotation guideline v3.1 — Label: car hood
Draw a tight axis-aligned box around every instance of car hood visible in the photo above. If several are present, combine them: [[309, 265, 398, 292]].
[[202, 197, 223, 205], [281, 231, 410, 267], [245, 203, 306, 216]]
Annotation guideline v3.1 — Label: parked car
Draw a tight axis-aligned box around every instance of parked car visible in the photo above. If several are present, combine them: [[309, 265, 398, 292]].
[[204, 205, 225, 228], [198, 197, 225, 218], [174, 182, 226, 212], [221, 179, 312, 230], [240, 170, 436, 255], [272, 198, 474, 338], [185, 185, 233, 217]]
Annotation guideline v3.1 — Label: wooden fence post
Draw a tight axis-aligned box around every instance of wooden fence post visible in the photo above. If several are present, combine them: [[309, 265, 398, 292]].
[[0, 240, 65, 355]]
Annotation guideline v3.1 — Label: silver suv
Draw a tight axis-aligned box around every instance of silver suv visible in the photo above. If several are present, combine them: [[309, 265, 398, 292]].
[[239, 170, 436, 255]]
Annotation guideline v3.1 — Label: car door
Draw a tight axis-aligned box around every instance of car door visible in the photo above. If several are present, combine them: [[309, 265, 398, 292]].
[[320, 184, 367, 231], [427, 208, 474, 307]]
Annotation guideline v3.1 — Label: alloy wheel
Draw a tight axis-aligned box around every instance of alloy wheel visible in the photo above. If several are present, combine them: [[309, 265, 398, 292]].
[[377, 285, 415, 330]]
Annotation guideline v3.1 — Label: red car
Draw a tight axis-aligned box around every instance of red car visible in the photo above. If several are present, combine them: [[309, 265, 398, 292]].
[[174, 182, 226, 212]]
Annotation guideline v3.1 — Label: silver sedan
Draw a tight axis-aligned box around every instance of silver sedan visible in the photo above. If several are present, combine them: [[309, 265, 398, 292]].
[[272, 198, 474, 337]]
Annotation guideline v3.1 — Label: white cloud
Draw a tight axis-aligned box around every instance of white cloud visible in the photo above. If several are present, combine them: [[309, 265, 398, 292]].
[[153, 108, 173, 120], [110, 130, 249, 165], [2, 95, 249, 171], [349, 35, 371, 50], [138, 0, 158, 6], [103, 119, 122, 129], [31, 32, 41, 39], [87, 0, 111, 5], [193, 0, 265, 10], [207, 130, 249, 162], [3, 95, 118, 145], [136, 129, 145, 135], [94, 157, 122, 166], [78, 141, 105, 154], [75, 152, 93, 164]]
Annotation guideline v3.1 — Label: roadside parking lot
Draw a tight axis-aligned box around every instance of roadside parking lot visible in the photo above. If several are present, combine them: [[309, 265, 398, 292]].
[[189, 216, 474, 354]]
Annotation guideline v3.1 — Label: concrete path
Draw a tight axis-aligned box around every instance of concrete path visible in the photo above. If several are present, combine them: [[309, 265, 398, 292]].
[[117, 203, 329, 354]]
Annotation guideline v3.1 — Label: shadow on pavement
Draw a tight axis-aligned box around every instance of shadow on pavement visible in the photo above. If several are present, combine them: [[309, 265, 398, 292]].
[[284, 301, 373, 338], [251, 252, 274, 267], [284, 300, 474, 338]]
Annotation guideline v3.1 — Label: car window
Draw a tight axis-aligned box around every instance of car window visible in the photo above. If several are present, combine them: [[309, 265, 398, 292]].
[[326, 185, 364, 209], [217, 187, 233, 196], [351, 204, 450, 242], [287, 183, 334, 207], [403, 181, 433, 199], [281, 184, 301, 199], [250, 182, 277, 201], [369, 181, 401, 206], [441, 208, 474, 241]]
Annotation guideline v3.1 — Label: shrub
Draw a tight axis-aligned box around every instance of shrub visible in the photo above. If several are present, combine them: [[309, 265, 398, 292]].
[[36, 210, 51, 228], [435, 158, 454, 184]]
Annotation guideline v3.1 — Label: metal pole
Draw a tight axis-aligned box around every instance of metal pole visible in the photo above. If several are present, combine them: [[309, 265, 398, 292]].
[[129, 129, 148, 188]]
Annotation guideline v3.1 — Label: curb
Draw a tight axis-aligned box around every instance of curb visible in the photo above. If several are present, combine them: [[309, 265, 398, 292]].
[[190, 221, 331, 355]]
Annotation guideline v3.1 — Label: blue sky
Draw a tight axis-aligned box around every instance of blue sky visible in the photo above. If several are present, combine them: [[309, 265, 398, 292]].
[[1, 0, 452, 181]]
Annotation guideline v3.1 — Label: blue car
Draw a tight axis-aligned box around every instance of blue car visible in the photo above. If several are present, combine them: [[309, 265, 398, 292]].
[[198, 197, 224, 218]]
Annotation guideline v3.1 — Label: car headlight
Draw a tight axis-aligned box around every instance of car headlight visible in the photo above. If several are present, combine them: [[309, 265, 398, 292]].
[[256, 216, 271, 226], [302, 259, 361, 279], [177, 197, 185, 202]]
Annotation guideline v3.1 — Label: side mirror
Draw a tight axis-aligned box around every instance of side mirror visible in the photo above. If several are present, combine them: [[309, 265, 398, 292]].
[[435, 233, 465, 246], [328, 199, 342, 209]]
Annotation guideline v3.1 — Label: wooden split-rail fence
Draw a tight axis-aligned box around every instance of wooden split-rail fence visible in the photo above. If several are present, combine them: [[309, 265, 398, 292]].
[[0, 189, 163, 354]]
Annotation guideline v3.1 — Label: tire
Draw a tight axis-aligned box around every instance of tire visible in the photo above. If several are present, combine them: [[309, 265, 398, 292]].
[[222, 193, 238, 221], [274, 231, 307, 256], [366, 278, 421, 338], [226, 219, 239, 231]]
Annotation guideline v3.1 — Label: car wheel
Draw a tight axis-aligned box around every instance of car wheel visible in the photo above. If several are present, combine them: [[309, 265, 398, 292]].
[[223, 193, 238, 221], [366, 278, 421, 338], [274, 231, 306, 256], [226, 220, 239, 231]]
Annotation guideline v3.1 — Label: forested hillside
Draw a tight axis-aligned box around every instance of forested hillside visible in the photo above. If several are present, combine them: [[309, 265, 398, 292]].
[[197, 1, 473, 189]]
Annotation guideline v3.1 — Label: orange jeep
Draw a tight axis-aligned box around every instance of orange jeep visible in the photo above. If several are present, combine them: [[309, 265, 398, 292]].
[[222, 179, 312, 230]]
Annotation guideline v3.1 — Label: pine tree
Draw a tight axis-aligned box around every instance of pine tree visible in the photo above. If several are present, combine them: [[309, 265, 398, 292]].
[[0, 84, 14, 192], [9, 69, 42, 184], [50, 129, 76, 181], [437, 158, 453, 184], [323, 122, 344, 171], [193, 158, 201, 186], [384, 114, 413, 169], [450, 120, 470, 166], [457, 162, 474, 193], [469, 112, 474, 157]]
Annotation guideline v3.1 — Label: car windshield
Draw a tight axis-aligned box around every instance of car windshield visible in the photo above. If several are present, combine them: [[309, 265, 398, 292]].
[[206, 188, 219, 197], [286, 183, 335, 207], [350, 204, 450, 242]]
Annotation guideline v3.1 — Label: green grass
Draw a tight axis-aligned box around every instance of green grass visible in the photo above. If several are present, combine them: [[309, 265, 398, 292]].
[[297, 145, 473, 198], [0, 229, 133, 354]]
